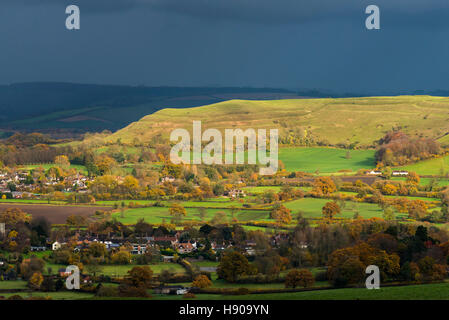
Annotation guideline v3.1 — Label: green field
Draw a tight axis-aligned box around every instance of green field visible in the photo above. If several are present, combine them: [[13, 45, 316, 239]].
[[115, 206, 270, 224], [0, 199, 68, 205], [0, 291, 95, 300], [0, 280, 28, 290], [97, 199, 246, 209], [243, 186, 312, 194], [3, 278, 449, 300], [396, 155, 449, 176], [152, 282, 449, 300], [19, 163, 87, 174], [44, 263, 186, 276], [3, 282, 449, 300], [98, 263, 186, 276], [391, 176, 449, 187], [279, 147, 375, 173], [284, 198, 384, 219]]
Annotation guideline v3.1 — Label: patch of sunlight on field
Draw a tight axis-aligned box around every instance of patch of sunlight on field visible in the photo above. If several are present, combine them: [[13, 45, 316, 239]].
[[279, 147, 375, 173]]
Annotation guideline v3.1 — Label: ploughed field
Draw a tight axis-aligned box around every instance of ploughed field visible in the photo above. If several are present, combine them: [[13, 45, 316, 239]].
[[0, 204, 112, 224]]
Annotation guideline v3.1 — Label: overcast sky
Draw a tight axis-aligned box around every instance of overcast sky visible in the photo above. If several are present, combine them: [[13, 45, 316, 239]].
[[1, 0, 449, 93]]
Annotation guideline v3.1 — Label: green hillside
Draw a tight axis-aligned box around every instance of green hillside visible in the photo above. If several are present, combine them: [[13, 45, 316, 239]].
[[395, 154, 449, 176], [107, 96, 449, 147], [279, 147, 375, 173]]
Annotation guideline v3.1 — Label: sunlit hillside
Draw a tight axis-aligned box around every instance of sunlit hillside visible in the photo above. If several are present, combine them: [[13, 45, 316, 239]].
[[107, 96, 449, 147]]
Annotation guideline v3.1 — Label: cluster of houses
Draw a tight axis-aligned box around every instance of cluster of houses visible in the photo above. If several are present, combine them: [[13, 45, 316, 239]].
[[29, 233, 263, 261], [33, 234, 232, 257], [0, 171, 28, 198], [224, 189, 246, 198], [0, 169, 92, 199]]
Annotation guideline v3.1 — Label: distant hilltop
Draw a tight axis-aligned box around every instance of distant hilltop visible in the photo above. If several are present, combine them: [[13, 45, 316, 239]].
[[105, 96, 449, 148]]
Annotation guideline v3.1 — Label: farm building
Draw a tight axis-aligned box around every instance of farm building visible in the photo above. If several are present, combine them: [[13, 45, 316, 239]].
[[225, 189, 246, 198], [392, 171, 409, 176], [153, 285, 189, 295]]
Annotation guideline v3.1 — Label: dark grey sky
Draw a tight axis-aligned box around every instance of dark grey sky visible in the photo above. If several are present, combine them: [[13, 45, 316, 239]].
[[1, 0, 449, 93]]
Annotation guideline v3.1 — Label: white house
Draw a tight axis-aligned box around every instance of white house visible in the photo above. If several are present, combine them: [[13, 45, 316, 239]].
[[52, 241, 63, 251], [392, 171, 409, 176]]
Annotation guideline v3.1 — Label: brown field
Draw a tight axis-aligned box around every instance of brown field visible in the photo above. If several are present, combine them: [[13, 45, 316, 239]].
[[0, 204, 112, 224]]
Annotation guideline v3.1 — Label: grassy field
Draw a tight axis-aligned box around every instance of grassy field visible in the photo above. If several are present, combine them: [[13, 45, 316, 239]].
[[243, 186, 312, 194], [0, 291, 95, 300], [391, 176, 449, 187], [395, 155, 449, 176], [3, 282, 449, 300], [0, 199, 67, 205], [19, 164, 87, 174], [0, 280, 28, 290], [44, 263, 186, 276], [97, 199, 246, 209], [284, 198, 384, 219], [115, 206, 270, 224], [338, 191, 440, 203], [152, 282, 449, 300], [98, 263, 186, 276], [279, 147, 375, 173], [3, 279, 449, 300]]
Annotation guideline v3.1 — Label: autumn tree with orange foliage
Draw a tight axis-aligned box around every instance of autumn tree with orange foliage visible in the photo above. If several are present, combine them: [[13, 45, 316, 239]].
[[192, 275, 212, 288], [327, 242, 400, 287], [406, 172, 420, 185], [322, 201, 341, 220], [407, 200, 428, 220], [313, 177, 337, 195], [285, 269, 315, 288], [0, 208, 31, 226], [270, 205, 292, 224]]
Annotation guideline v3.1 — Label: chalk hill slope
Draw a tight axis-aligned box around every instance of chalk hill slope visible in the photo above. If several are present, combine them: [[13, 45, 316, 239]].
[[108, 96, 449, 147]]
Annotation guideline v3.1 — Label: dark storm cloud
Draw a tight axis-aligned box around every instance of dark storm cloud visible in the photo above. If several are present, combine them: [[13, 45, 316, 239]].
[[1, 0, 449, 92], [6, 0, 449, 27], [5, 0, 136, 12]]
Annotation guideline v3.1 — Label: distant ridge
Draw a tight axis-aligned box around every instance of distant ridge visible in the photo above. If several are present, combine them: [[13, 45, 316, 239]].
[[107, 95, 449, 148], [0, 82, 296, 136]]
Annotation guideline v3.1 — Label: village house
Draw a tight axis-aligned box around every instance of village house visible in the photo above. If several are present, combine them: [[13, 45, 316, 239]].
[[30, 246, 47, 252], [225, 189, 245, 198], [153, 285, 189, 295], [367, 170, 382, 176], [211, 242, 231, 253], [11, 191, 23, 199], [131, 243, 148, 255], [150, 236, 178, 247], [101, 240, 121, 250], [243, 240, 257, 256], [162, 255, 175, 263], [392, 171, 409, 176], [271, 233, 289, 246], [58, 268, 72, 277], [52, 241, 64, 251], [161, 176, 176, 183], [174, 241, 197, 254]]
